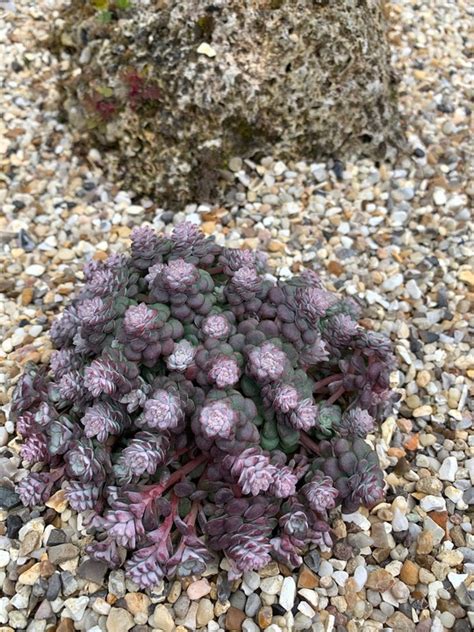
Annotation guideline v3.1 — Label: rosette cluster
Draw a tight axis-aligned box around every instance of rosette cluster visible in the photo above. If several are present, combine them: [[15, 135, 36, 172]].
[[11, 222, 396, 589]]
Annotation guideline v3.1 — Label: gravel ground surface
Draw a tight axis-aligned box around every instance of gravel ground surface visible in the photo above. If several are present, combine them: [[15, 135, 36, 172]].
[[0, 1, 472, 631]]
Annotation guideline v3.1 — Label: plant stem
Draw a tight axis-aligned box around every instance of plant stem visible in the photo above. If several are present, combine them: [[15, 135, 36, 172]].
[[312, 373, 343, 391], [148, 454, 208, 500], [326, 386, 345, 406], [300, 432, 321, 454]]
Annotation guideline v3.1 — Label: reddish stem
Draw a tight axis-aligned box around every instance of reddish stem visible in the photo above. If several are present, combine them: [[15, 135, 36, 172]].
[[326, 386, 345, 406], [185, 502, 199, 528], [300, 432, 321, 455], [313, 373, 343, 392], [168, 447, 191, 462], [148, 454, 208, 501]]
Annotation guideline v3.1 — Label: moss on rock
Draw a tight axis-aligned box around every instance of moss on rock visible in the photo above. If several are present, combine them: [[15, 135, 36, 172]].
[[52, 0, 401, 208]]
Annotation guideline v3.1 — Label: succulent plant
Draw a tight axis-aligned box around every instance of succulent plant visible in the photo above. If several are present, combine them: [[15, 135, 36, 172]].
[[11, 222, 396, 589]]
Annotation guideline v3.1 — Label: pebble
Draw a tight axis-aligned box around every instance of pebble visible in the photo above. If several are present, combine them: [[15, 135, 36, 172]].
[[105, 608, 134, 632], [420, 495, 447, 512], [187, 578, 211, 600], [438, 456, 458, 481], [278, 577, 296, 611], [152, 605, 175, 632], [260, 576, 283, 595], [63, 596, 89, 622], [24, 264, 45, 276]]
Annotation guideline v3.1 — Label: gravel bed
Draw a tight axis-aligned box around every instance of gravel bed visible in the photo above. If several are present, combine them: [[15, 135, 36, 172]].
[[0, 1, 472, 631]]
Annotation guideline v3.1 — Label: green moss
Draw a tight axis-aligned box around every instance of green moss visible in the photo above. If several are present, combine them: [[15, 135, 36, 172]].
[[196, 15, 215, 38]]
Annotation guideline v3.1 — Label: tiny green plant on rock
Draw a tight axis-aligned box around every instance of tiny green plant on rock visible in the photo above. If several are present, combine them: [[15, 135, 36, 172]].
[[12, 223, 396, 588]]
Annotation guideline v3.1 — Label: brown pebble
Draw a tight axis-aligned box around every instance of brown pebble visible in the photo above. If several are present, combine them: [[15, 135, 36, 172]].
[[328, 260, 344, 276], [417, 531, 434, 555], [297, 565, 318, 589], [257, 605, 273, 629], [225, 606, 246, 631], [400, 560, 420, 585], [387, 611, 416, 631], [21, 287, 34, 305], [39, 559, 55, 578], [56, 619, 75, 632], [366, 569, 395, 592]]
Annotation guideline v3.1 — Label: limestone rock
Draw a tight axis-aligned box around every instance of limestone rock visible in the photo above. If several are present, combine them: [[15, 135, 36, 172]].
[[52, 0, 400, 208]]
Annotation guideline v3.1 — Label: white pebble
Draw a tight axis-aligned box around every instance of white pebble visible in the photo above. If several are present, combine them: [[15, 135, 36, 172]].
[[353, 566, 368, 590], [420, 495, 447, 512], [0, 551, 10, 568], [25, 264, 45, 277], [406, 279, 422, 299], [382, 273, 404, 291], [438, 456, 458, 482], [0, 427, 8, 447], [279, 576, 296, 612]]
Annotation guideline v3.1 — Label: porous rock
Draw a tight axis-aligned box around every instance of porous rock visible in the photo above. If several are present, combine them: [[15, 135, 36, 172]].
[[52, 0, 400, 208]]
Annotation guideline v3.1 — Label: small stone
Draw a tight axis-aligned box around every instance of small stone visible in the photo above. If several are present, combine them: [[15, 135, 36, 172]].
[[196, 599, 213, 627], [0, 551, 9, 568], [245, 593, 261, 618], [353, 566, 368, 590], [6, 515, 23, 539], [297, 565, 318, 589], [92, 597, 111, 616], [124, 593, 151, 617], [167, 581, 182, 603], [25, 264, 45, 277], [0, 487, 20, 510], [77, 559, 108, 585], [106, 608, 134, 632], [440, 612, 456, 629], [371, 523, 394, 548], [420, 495, 447, 512], [400, 560, 419, 585], [447, 572, 468, 589], [391, 579, 410, 601], [57, 248, 75, 261], [433, 188, 447, 206], [386, 612, 415, 631], [382, 273, 403, 291], [258, 606, 273, 629], [47, 529, 67, 546], [416, 370, 431, 388], [48, 544, 79, 565], [229, 157, 243, 172], [242, 620, 260, 632], [152, 605, 175, 632], [225, 607, 246, 631], [406, 279, 422, 300], [279, 577, 296, 611], [438, 456, 458, 481], [413, 405, 433, 418], [260, 575, 283, 595], [56, 619, 75, 632], [366, 569, 395, 592], [197, 42, 216, 57], [63, 596, 89, 622], [18, 562, 42, 585], [45, 489, 68, 513], [417, 531, 434, 555], [108, 570, 126, 598], [187, 578, 211, 600], [19, 530, 41, 556]]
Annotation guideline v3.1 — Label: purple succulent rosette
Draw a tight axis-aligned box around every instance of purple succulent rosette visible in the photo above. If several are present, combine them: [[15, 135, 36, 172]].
[[10, 221, 395, 588]]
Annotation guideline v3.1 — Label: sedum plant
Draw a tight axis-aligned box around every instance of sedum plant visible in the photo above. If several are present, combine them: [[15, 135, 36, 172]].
[[12, 223, 396, 588]]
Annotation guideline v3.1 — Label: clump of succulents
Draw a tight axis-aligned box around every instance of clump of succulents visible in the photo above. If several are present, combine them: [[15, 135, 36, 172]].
[[12, 223, 397, 588]]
